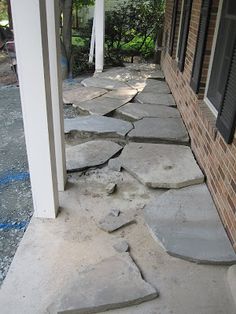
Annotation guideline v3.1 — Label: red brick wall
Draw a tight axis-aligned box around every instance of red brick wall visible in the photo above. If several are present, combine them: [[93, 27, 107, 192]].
[[162, 0, 236, 249]]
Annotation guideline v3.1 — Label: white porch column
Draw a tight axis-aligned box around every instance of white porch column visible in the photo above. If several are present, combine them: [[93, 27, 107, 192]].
[[11, 0, 59, 218], [95, 0, 105, 72], [46, 0, 67, 192]]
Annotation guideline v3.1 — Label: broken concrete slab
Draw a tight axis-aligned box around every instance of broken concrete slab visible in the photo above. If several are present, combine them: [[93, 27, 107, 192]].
[[64, 115, 133, 138], [63, 86, 107, 105], [66, 140, 122, 172], [98, 212, 136, 233], [135, 92, 176, 107], [144, 184, 236, 265], [76, 97, 128, 116], [117, 143, 204, 189], [128, 117, 189, 144], [81, 77, 130, 90], [227, 265, 236, 306], [116, 102, 181, 121], [48, 253, 158, 314], [113, 240, 129, 253], [142, 80, 170, 94]]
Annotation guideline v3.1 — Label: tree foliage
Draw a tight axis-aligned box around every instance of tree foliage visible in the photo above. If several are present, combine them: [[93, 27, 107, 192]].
[[0, 0, 8, 22], [105, 0, 165, 65]]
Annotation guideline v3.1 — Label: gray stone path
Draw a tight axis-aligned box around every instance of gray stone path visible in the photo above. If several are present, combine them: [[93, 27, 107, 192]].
[[48, 253, 158, 314], [66, 140, 122, 172], [116, 143, 204, 189], [116, 102, 181, 121], [64, 115, 133, 138], [144, 184, 236, 265], [142, 79, 170, 94], [128, 117, 189, 144], [82, 77, 130, 90]]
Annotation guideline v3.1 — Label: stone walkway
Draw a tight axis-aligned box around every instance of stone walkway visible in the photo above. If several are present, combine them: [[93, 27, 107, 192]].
[[60, 64, 236, 313], [0, 64, 235, 314]]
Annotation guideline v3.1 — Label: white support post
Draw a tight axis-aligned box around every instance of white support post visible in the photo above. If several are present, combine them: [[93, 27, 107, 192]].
[[46, 0, 67, 192], [95, 0, 105, 72], [11, 0, 59, 218]]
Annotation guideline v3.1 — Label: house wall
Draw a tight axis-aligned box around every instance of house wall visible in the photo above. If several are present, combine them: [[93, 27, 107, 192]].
[[161, 0, 236, 249]]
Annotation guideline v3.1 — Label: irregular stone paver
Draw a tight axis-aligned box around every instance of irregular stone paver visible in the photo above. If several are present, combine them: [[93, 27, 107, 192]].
[[81, 77, 130, 90], [144, 184, 236, 265], [142, 80, 170, 94], [148, 71, 165, 80], [63, 86, 107, 105], [105, 183, 117, 195], [64, 115, 133, 138], [48, 253, 158, 314], [98, 212, 136, 233], [116, 102, 181, 121], [77, 97, 128, 116], [135, 92, 176, 107], [117, 143, 204, 188], [66, 140, 122, 172], [108, 158, 122, 172], [128, 117, 189, 144], [104, 88, 138, 100]]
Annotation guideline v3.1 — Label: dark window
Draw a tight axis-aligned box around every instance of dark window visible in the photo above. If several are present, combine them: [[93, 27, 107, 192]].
[[207, 0, 236, 143], [177, 0, 193, 71], [169, 0, 179, 56], [190, 0, 212, 93]]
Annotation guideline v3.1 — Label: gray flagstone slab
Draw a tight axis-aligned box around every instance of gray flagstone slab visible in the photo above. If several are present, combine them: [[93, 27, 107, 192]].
[[81, 77, 130, 90], [117, 143, 204, 189], [135, 92, 176, 107], [126, 80, 146, 91], [98, 212, 135, 233], [76, 97, 129, 116], [63, 86, 107, 105], [66, 140, 122, 171], [148, 70, 165, 80], [104, 88, 138, 100], [48, 253, 158, 314], [116, 102, 181, 121], [144, 184, 236, 265], [142, 80, 170, 94], [128, 117, 189, 144], [64, 115, 133, 138]]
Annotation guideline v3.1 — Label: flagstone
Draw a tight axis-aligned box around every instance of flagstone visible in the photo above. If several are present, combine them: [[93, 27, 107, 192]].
[[142, 80, 170, 94], [81, 77, 130, 90], [144, 184, 236, 265], [135, 92, 176, 106], [117, 143, 204, 189], [63, 86, 107, 105], [66, 140, 123, 172], [116, 102, 181, 121], [128, 117, 189, 144], [64, 115, 133, 138]]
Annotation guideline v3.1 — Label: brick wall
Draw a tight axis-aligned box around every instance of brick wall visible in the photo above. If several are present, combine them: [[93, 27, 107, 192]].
[[161, 0, 236, 249]]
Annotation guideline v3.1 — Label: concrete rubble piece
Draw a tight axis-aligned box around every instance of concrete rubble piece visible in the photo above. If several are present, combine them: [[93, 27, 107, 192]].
[[66, 140, 122, 172], [117, 143, 204, 189], [64, 115, 133, 138], [48, 253, 158, 314], [145, 184, 236, 265], [128, 117, 189, 144], [116, 102, 181, 121], [98, 212, 136, 233], [63, 86, 107, 105]]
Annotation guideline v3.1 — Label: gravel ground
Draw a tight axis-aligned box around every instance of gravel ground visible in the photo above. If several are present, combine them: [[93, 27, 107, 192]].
[[0, 85, 33, 285]]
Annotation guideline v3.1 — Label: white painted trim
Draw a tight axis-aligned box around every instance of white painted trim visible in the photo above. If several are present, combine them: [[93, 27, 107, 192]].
[[204, 0, 224, 116], [176, 0, 185, 61]]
